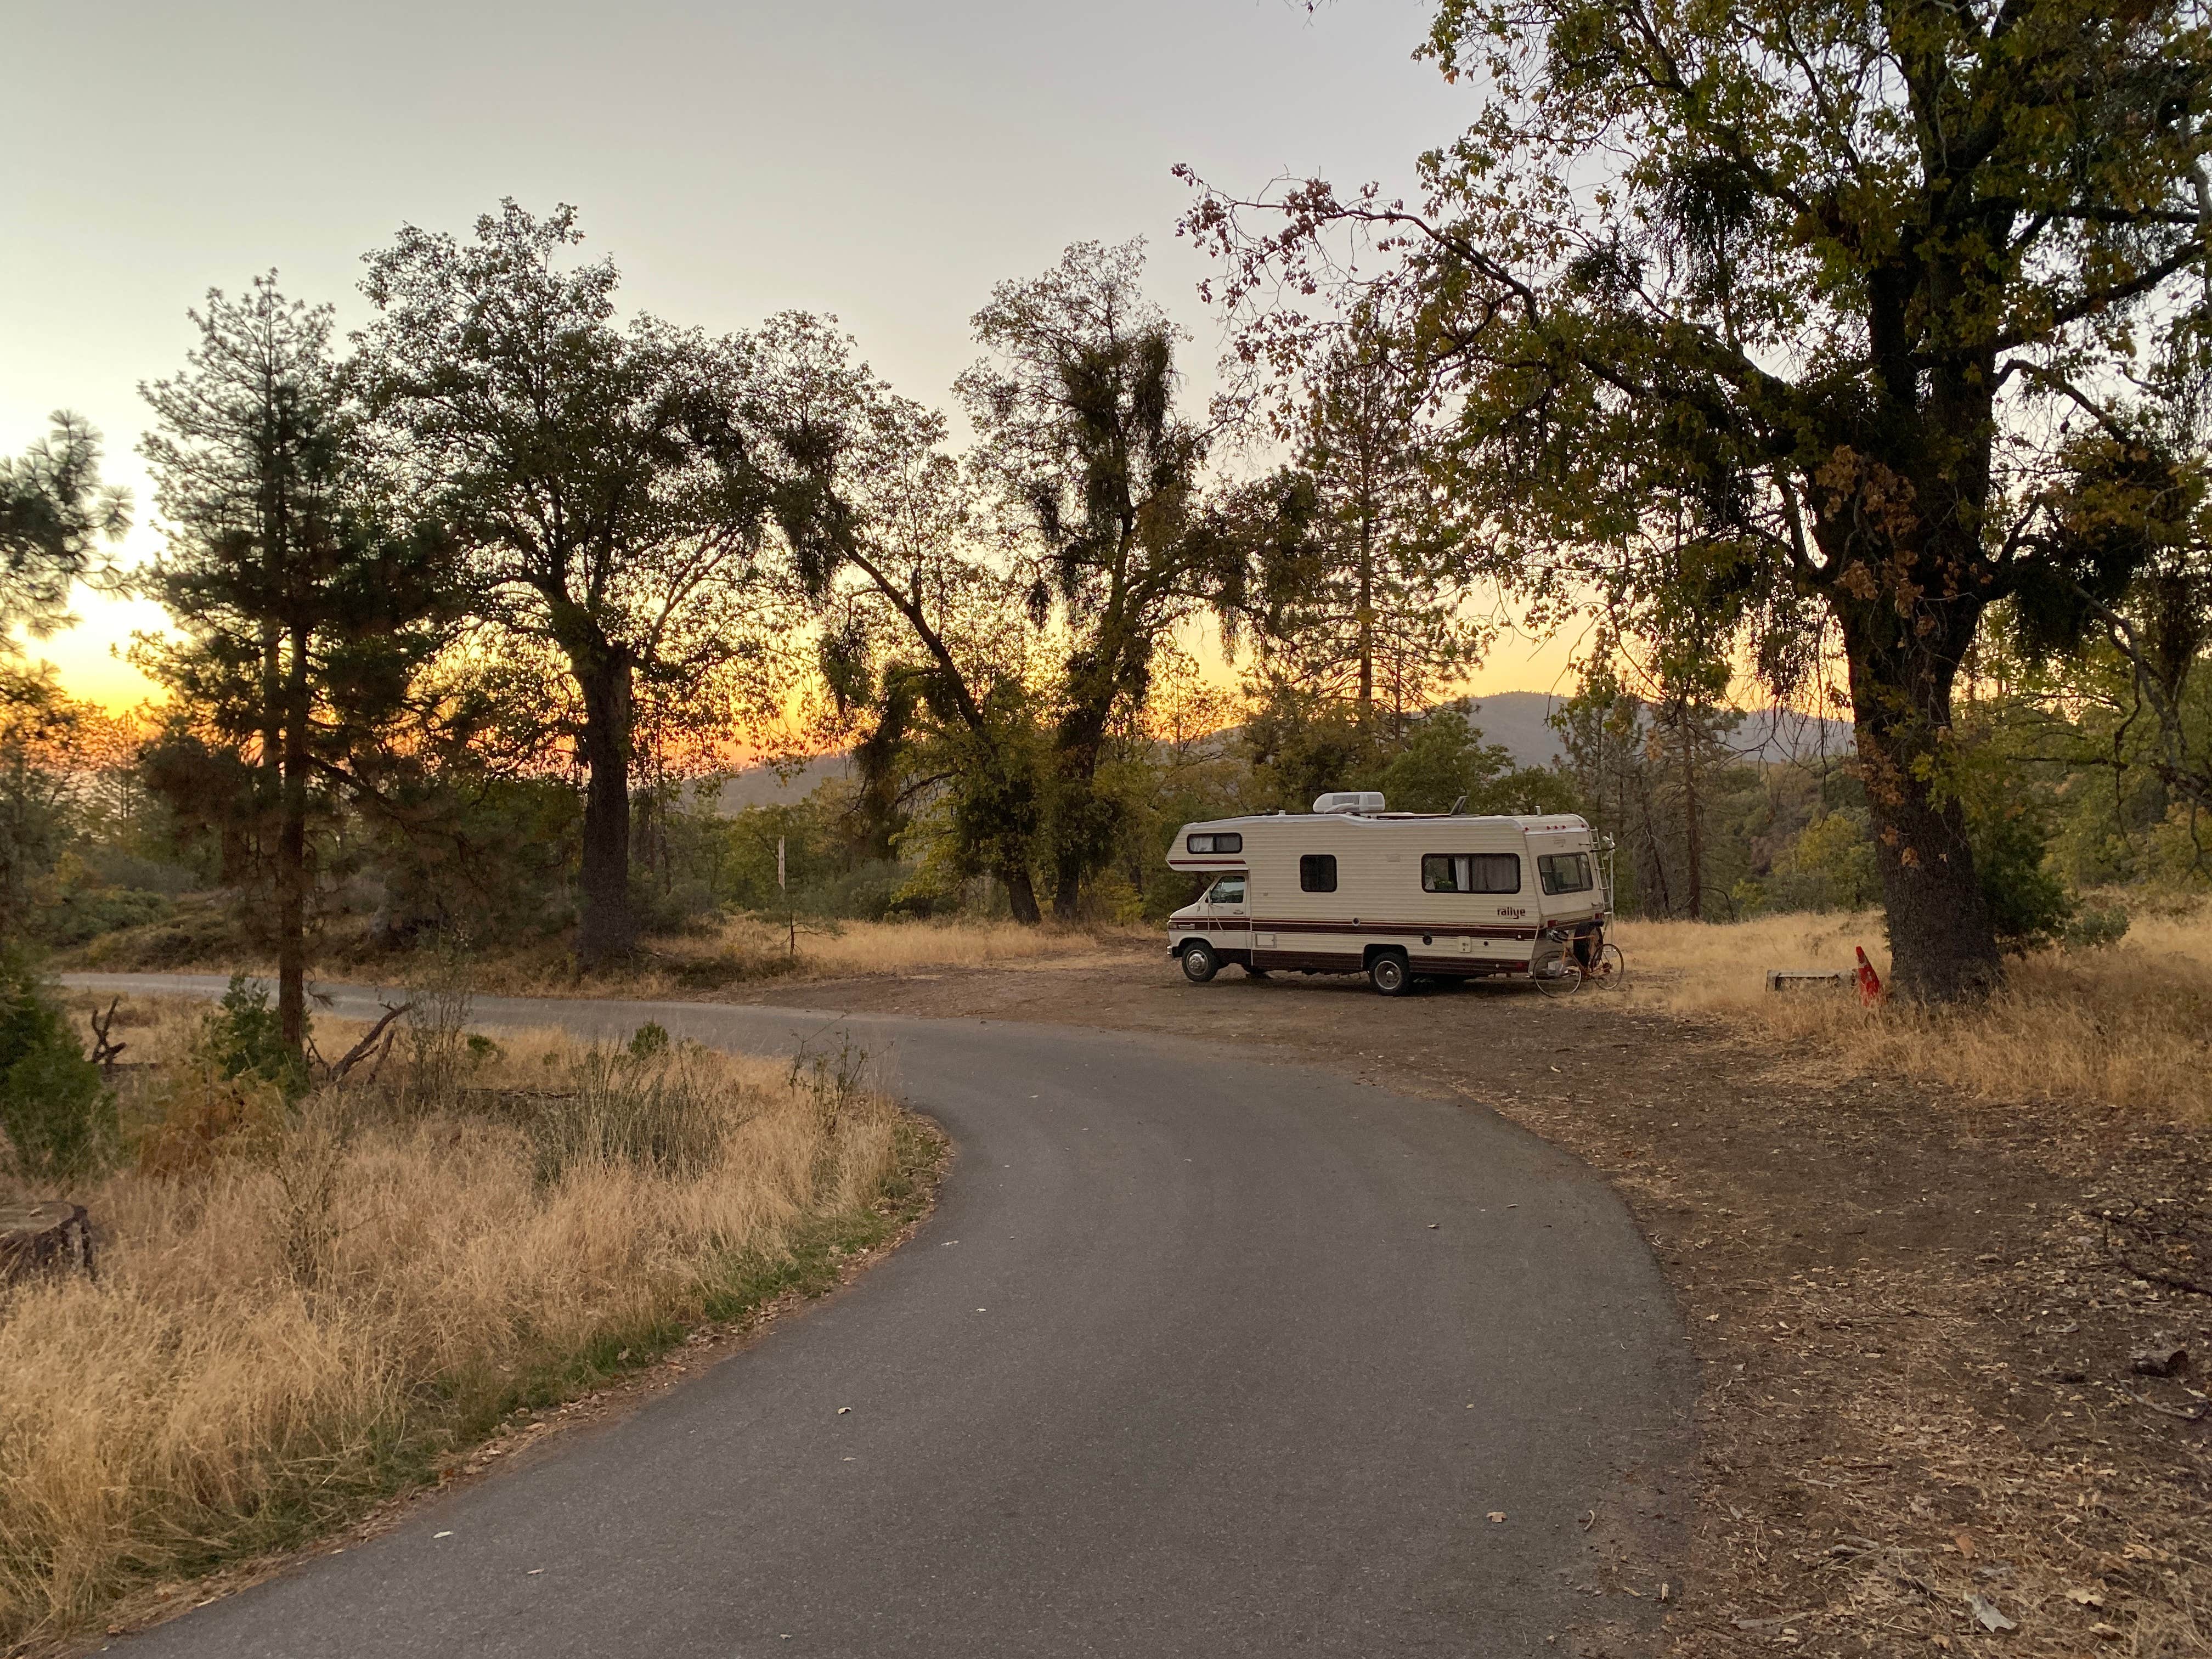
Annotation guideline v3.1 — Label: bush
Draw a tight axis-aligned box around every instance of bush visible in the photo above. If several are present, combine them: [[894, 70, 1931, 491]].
[[632, 876, 723, 936], [196, 974, 310, 1103], [2062, 902, 2132, 951], [0, 951, 115, 1180], [1967, 798, 2074, 954], [33, 883, 173, 947]]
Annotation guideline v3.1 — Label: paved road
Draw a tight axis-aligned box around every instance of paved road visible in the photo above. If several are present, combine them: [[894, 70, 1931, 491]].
[[69, 974, 1694, 1659]]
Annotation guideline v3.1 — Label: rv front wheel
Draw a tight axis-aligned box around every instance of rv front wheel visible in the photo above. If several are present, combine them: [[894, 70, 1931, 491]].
[[1181, 941, 1220, 984], [1368, 951, 1410, 996]]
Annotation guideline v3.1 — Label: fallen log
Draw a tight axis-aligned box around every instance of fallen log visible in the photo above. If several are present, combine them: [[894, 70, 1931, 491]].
[[0, 1200, 95, 1283]]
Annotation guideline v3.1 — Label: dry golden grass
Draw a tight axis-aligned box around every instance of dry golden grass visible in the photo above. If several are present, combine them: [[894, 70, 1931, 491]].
[[1614, 896, 2212, 1121], [462, 914, 1138, 998], [0, 1012, 918, 1652], [72, 905, 1139, 997], [670, 914, 1124, 979]]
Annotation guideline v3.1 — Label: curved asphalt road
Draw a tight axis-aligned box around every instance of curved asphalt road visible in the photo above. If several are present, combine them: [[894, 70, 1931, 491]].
[[67, 973, 1694, 1659]]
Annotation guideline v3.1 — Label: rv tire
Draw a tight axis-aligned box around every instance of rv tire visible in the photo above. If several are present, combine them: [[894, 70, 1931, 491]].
[[1367, 950, 1410, 997], [1181, 941, 1220, 984]]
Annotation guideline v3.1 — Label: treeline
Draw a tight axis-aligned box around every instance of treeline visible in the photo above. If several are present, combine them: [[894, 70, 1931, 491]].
[[7, 89, 2212, 1034], [0, 212, 1492, 1036]]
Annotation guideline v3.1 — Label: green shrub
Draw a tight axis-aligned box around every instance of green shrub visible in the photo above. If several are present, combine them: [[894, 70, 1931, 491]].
[[1967, 797, 2074, 954], [0, 951, 116, 1180], [33, 884, 173, 946], [196, 974, 309, 1103], [2061, 902, 2131, 951]]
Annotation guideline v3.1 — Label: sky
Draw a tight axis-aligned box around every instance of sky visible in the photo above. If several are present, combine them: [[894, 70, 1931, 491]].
[[3, 0, 1581, 712]]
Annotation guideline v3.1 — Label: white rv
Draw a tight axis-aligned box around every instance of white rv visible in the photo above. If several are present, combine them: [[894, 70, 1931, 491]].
[[1164, 793, 1609, 995]]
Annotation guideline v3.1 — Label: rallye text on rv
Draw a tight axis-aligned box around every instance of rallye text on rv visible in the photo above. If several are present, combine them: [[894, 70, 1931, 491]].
[[1164, 793, 1610, 995]]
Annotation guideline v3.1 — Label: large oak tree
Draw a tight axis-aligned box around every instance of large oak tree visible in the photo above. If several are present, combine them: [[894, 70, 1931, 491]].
[[1186, 0, 2212, 999], [358, 204, 769, 966]]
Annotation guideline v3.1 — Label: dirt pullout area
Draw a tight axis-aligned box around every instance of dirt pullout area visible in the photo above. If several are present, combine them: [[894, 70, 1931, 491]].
[[737, 950, 2212, 1657]]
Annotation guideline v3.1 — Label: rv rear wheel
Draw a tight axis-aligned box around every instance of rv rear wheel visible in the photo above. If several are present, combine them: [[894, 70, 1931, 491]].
[[1368, 950, 1410, 996], [1181, 941, 1220, 984]]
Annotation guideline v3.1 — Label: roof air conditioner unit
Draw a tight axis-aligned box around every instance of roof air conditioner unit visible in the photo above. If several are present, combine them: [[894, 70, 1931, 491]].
[[1312, 791, 1386, 816]]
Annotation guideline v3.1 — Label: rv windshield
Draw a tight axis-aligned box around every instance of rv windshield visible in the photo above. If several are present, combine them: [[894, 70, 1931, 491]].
[[1206, 876, 1246, 905]]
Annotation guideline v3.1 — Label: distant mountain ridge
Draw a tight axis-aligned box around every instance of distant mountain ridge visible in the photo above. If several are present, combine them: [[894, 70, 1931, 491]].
[[1458, 691, 1855, 771], [706, 692, 1857, 815]]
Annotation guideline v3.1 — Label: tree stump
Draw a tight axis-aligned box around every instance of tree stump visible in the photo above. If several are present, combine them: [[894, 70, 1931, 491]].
[[0, 1201, 95, 1283]]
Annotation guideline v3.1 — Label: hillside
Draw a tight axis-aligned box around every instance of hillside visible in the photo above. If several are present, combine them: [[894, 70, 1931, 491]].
[[703, 695, 1856, 817], [1462, 690, 1855, 770]]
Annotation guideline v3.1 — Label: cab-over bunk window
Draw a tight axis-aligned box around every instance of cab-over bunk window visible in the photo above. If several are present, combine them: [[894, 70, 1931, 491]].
[[1421, 853, 1520, 894], [1186, 831, 1242, 854]]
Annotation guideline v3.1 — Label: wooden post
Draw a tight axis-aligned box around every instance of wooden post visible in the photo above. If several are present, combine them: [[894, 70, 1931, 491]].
[[779, 835, 793, 959]]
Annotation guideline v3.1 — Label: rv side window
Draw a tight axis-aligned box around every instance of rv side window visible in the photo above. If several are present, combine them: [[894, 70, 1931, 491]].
[[1421, 853, 1521, 894], [1206, 875, 1246, 905], [1299, 854, 1337, 893], [1538, 852, 1594, 895], [1186, 831, 1243, 855]]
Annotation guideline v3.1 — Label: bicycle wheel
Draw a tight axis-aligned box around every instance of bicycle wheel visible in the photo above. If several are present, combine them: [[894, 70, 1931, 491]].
[[1533, 961, 1583, 996], [1585, 943, 1627, 991]]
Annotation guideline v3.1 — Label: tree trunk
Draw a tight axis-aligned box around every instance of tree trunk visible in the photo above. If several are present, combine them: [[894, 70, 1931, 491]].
[[1677, 699, 1703, 922], [1047, 659, 1122, 923], [276, 623, 311, 1052], [1001, 862, 1042, 926], [1356, 507, 1375, 727], [1836, 596, 2003, 1001], [1048, 730, 1109, 923], [1049, 792, 1091, 924], [573, 644, 638, 968]]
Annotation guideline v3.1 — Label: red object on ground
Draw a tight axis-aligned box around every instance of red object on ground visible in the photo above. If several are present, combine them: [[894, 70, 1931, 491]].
[[1855, 946, 1885, 1006]]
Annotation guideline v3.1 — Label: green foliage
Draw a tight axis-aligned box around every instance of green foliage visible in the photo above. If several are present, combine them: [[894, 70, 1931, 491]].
[[0, 665, 81, 938], [1747, 810, 1882, 915], [0, 950, 115, 1180], [627, 1022, 670, 1060], [1552, 670, 1766, 918], [2062, 904, 2132, 952], [1965, 798, 2075, 956], [1375, 708, 1567, 815], [28, 853, 172, 945], [0, 413, 130, 640], [196, 975, 311, 1104]]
